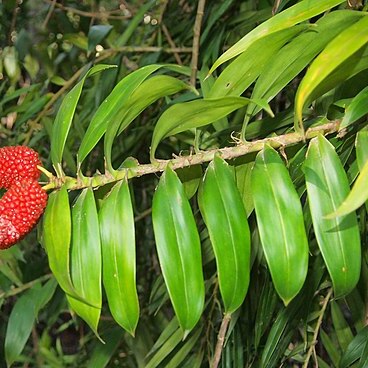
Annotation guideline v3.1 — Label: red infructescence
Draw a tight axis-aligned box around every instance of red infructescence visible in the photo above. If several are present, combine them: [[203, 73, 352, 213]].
[[0, 146, 48, 249]]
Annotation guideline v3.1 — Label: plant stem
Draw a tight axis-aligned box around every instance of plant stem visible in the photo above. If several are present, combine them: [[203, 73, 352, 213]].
[[43, 120, 340, 191], [212, 313, 231, 368], [0, 274, 53, 299], [302, 288, 333, 368]]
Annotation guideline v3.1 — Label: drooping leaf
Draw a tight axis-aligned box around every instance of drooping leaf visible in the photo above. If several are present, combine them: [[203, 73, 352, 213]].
[[304, 135, 361, 298], [152, 167, 204, 334], [198, 156, 250, 313], [150, 96, 271, 160], [5, 278, 57, 367], [251, 145, 309, 304], [99, 179, 139, 335], [67, 188, 102, 336], [340, 326, 368, 368], [295, 16, 368, 132], [51, 64, 115, 176], [235, 161, 254, 216], [78, 64, 163, 168], [331, 301, 354, 352], [43, 186, 76, 298], [208, 0, 345, 75]]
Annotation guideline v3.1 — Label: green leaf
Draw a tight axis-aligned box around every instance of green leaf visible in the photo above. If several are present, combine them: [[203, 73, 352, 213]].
[[51, 64, 115, 176], [235, 161, 254, 217], [326, 157, 368, 218], [152, 167, 204, 334], [208, 0, 345, 75], [295, 16, 368, 132], [331, 301, 354, 353], [356, 129, 368, 171], [78, 64, 163, 168], [87, 25, 113, 53], [208, 26, 306, 98], [246, 10, 364, 122], [150, 96, 271, 160], [5, 279, 57, 367], [198, 156, 251, 313], [251, 145, 309, 304], [67, 188, 102, 336], [340, 326, 368, 368], [99, 180, 139, 335], [304, 135, 361, 298], [43, 186, 76, 298], [341, 85, 368, 129]]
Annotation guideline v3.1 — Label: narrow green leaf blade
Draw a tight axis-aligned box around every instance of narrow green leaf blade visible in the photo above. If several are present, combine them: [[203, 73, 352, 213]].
[[341, 85, 368, 129], [67, 188, 102, 335], [295, 16, 368, 131], [51, 64, 115, 174], [87, 25, 113, 53], [78, 64, 162, 166], [208, 0, 345, 75], [340, 326, 368, 368], [152, 167, 204, 333], [150, 97, 270, 160], [198, 156, 251, 313], [43, 186, 75, 297], [251, 145, 309, 304], [99, 180, 139, 335], [304, 135, 361, 298], [356, 129, 368, 171]]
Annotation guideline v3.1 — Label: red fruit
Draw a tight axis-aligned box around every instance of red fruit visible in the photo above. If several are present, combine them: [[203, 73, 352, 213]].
[[0, 179, 48, 249], [0, 146, 41, 189]]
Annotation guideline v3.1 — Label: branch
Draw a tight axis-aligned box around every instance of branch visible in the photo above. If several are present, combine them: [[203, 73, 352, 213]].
[[190, 0, 206, 86], [212, 313, 231, 368], [302, 288, 333, 368], [43, 120, 340, 191]]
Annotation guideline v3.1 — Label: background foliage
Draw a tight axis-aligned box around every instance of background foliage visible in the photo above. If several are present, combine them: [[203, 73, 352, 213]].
[[1, 0, 368, 367]]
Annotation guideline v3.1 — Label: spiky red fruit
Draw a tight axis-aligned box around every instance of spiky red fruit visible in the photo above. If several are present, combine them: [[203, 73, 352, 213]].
[[0, 179, 48, 249], [0, 146, 41, 189]]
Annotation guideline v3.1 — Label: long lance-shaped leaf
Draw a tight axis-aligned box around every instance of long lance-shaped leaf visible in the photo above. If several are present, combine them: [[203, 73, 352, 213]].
[[51, 64, 115, 176], [67, 188, 102, 336], [295, 16, 368, 133], [207, 0, 345, 75], [99, 179, 139, 335], [150, 96, 271, 160], [43, 186, 75, 297], [198, 156, 250, 313], [304, 135, 361, 298], [356, 130, 368, 171], [251, 145, 308, 305], [152, 167, 204, 335], [78, 64, 163, 167], [245, 10, 364, 123]]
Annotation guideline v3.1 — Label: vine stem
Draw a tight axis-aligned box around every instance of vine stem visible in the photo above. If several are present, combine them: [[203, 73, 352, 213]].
[[212, 313, 231, 368], [43, 120, 340, 191], [302, 288, 333, 368]]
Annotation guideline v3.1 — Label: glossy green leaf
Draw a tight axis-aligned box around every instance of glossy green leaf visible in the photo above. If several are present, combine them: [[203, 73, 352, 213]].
[[116, 75, 194, 136], [341, 86, 368, 129], [246, 10, 364, 122], [5, 278, 57, 367], [43, 186, 76, 298], [67, 188, 102, 335], [152, 167, 204, 334], [176, 165, 202, 199], [99, 179, 139, 335], [235, 161, 254, 217], [87, 25, 113, 53], [251, 145, 308, 304], [331, 301, 354, 352], [78, 64, 163, 167], [198, 156, 250, 313], [326, 157, 368, 218], [295, 16, 368, 132], [208, 0, 345, 75], [51, 64, 115, 176], [304, 135, 361, 298], [150, 96, 271, 160], [208, 26, 306, 98]]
